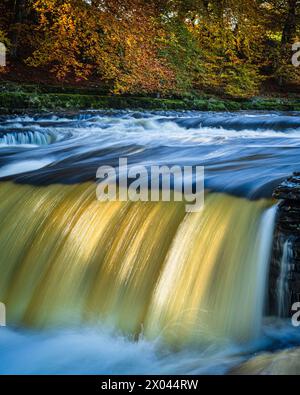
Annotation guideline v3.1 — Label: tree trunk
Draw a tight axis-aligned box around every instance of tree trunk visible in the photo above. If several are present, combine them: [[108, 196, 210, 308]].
[[281, 0, 297, 46], [11, 0, 28, 59]]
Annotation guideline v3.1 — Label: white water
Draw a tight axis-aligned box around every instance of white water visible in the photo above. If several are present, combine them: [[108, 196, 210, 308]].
[[2, 112, 300, 148], [0, 130, 54, 146], [1, 111, 300, 199], [0, 327, 244, 375], [0, 317, 298, 375], [277, 241, 292, 317], [255, 205, 278, 328]]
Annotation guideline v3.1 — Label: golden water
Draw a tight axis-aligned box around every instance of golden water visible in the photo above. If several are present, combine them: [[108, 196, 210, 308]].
[[0, 181, 275, 345]]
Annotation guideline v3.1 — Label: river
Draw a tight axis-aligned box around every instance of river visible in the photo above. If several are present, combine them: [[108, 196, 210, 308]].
[[0, 110, 300, 374]]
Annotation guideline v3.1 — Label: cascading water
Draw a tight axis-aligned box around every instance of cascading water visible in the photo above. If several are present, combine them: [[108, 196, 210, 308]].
[[277, 240, 292, 317], [0, 130, 55, 145], [146, 201, 276, 345], [0, 182, 275, 345], [0, 110, 300, 374]]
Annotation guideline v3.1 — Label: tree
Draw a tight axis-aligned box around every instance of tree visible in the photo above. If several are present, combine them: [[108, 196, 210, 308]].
[[0, 0, 299, 96], [282, 0, 298, 46]]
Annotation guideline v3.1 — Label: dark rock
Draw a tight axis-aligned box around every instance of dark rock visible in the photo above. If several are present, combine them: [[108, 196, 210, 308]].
[[269, 175, 300, 317], [273, 174, 300, 201]]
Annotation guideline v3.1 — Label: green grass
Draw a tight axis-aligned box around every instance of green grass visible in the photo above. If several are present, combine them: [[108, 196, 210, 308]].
[[0, 89, 299, 114]]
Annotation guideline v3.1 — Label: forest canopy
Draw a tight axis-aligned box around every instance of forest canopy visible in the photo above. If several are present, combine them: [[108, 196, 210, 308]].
[[0, 0, 299, 98]]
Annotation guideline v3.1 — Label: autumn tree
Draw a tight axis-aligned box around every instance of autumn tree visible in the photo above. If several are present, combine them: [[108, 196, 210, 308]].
[[26, 0, 176, 94], [0, 0, 299, 96]]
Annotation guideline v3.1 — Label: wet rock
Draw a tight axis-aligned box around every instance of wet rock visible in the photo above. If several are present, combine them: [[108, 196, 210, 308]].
[[229, 348, 300, 375], [269, 173, 300, 316], [273, 174, 300, 201]]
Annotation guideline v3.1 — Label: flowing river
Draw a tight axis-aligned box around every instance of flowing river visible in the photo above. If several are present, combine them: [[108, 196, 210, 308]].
[[0, 110, 300, 374]]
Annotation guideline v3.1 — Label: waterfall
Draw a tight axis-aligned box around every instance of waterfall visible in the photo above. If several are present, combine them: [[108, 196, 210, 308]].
[[0, 130, 54, 145], [0, 181, 276, 346], [277, 240, 292, 317], [146, 204, 276, 345]]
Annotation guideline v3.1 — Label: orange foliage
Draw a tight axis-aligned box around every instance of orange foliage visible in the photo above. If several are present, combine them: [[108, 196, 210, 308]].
[[28, 0, 176, 94]]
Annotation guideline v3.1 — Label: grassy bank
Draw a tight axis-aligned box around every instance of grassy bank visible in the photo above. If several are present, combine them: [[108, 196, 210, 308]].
[[0, 86, 299, 114]]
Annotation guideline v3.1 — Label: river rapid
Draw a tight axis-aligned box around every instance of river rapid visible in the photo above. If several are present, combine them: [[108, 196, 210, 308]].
[[0, 110, 300, 374]]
